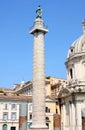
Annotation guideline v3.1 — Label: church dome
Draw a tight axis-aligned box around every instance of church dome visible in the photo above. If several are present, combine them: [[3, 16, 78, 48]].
[[67, 20, 85, 58]]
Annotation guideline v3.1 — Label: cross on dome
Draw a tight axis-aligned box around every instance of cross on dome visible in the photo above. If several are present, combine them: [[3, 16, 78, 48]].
[[82, 19, 85, 34]]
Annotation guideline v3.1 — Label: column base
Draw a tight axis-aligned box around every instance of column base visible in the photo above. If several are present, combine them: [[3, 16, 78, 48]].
[[30, 129, 48, 130], [30, 128, 48, 130], [30, 125, 48, 130]]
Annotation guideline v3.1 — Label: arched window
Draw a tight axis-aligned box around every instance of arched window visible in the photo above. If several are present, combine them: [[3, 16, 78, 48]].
[[28, 123, 32, 130], [46, 117, 49, 121], [70, 68, 73, 79], [2, 124, 7, 130]]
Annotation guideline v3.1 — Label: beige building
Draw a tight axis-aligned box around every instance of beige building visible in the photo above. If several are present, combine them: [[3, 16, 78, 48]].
[[0, 91, 32, 130], [0, 77, 64, 130]]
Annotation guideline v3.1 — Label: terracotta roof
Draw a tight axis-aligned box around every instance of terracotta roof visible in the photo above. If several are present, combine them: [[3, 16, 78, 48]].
[[0, 94, 32, 101], [0, 88, 13, 92]]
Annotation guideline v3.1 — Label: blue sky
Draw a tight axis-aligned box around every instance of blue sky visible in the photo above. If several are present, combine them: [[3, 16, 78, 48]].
[[0, 0, 85, 88]]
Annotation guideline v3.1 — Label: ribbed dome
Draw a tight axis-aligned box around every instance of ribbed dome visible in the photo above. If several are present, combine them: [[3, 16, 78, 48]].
[[67, 20, 85, 58]]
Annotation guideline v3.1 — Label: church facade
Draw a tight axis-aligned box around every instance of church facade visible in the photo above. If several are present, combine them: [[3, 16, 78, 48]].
[[59, 20, 85, 130]]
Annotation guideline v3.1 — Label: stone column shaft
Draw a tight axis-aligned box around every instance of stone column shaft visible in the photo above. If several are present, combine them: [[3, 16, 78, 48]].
[[30, 13, 48, 130], [32, 32, 46, 127]]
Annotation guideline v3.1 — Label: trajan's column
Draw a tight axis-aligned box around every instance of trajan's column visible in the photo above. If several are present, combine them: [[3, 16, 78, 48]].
[[29, 6, 48, 130]]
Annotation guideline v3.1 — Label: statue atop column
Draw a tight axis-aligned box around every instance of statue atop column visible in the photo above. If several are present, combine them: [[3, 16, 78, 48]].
[[36, 5, 42, 18]]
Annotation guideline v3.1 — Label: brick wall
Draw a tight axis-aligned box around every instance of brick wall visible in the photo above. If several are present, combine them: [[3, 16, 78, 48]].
[[19, 116, 27, 128], [54, 114, 61, 128], [19, 102, 28, 130]]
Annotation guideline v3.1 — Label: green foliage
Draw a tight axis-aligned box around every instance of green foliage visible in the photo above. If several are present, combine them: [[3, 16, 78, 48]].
[[78, 88, 82, 92], [71, 91, 75, 96], [46, 76, 51, 79], [0, 90, 4, 93]]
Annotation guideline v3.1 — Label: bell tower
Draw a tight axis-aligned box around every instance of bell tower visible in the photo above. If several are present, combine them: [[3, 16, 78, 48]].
[[29, 6, 48, 130]]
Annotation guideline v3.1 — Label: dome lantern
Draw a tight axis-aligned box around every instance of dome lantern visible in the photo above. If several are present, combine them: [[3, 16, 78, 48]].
[[82, 19, 85, 35]]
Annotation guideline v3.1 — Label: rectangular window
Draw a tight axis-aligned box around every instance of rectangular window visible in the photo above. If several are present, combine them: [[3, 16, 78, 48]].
[[11, 127, 16, 130], [11, 104, 16, 110], [4, 104, 8, 110], [45, 107, 50, 113], [29, 104, 32, 111], [29, 113, 32, 120], [3, 112, 8, 120], [11, 112, 16, 120]]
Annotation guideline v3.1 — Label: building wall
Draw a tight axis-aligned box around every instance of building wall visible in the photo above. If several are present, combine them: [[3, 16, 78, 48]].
[[46, 84, 51, 96], [27, 99, 57, 130], [46, 99, 57, 130], [0, 77, 65, 130], [0, 100, 19, 130]]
